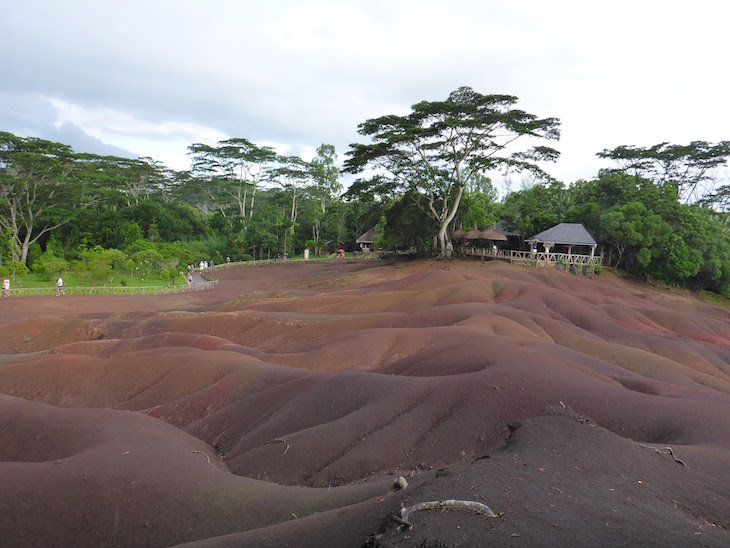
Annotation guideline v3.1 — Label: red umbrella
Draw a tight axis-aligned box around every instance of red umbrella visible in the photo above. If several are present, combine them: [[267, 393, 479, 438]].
[[337, 248, 345, 254]]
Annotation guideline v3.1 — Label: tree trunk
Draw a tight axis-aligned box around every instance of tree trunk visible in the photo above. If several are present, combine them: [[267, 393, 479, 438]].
[[435, 185, 465, 259]]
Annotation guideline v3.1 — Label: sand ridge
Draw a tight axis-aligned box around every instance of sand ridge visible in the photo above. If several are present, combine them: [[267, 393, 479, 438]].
[[1, 258, 729, 546]]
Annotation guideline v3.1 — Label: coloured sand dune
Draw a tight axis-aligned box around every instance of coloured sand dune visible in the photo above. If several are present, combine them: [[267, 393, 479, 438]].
[[1, 258, 729, 546]]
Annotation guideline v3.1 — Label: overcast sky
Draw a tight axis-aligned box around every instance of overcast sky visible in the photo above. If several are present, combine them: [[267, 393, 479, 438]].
[[3, 0, 728, 191]]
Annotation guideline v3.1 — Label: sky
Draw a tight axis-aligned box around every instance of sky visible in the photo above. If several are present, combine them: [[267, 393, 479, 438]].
[[2, 0, 729, 193]]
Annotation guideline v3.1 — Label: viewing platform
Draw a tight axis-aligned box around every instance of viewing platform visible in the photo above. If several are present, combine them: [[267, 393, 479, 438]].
[[458, 246, 604, 267]]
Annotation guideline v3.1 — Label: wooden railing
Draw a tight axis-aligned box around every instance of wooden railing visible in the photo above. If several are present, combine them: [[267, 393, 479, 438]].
[[459, 247, 604, 266]]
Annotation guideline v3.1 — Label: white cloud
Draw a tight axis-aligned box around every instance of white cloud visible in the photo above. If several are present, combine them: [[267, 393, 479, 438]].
[[1, 0, 728, 181]]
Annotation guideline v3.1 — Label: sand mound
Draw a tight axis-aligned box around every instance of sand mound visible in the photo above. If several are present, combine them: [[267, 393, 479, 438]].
[[1, 258, 729, 546]]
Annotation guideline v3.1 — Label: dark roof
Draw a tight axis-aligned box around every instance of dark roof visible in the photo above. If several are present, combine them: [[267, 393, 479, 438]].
[[495, 220, 519, 237], [529, 223, 598, 246], [356, 227, 376, 243]]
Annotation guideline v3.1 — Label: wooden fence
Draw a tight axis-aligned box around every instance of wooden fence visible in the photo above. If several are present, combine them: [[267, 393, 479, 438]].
[[460, 247, 604, 266]]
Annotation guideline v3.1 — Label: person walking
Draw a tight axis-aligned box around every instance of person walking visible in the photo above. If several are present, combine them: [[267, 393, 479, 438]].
[[2, 277, 9, 297], [56, 276, 65, 296]]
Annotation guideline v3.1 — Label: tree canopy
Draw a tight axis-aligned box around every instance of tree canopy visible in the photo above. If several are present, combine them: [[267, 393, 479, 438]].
[[344, 86, 560, 258], [597, 141, 730, 204]]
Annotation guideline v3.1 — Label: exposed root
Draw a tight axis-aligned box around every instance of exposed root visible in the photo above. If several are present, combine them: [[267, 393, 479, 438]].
[[637, 444, 689, 468], [400, 499, 497, 526], [191, 450, 215, 467], [265, 437, 287, 445], [391, 514, 413, 529]]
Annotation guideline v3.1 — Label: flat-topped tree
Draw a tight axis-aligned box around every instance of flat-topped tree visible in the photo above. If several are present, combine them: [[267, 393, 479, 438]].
[[0, 131, 102, 264], [188, 138, 277, 228], [597, 141, 730, 204], [344, 87, 560, 258]]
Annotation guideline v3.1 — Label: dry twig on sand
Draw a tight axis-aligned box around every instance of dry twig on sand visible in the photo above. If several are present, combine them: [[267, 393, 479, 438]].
[[265, 437, 287, 445], [637, 444, 689, 468], [191, 450, 215, 467], [399, 499, 497, 528]]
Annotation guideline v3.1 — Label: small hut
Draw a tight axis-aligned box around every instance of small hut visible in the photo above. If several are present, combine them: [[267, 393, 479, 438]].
[[356, 227, 376, 251], [480, 225, 508, 255], [465, 227, 482, 240], [528, 223, 598, 258], [495, 220, 522, 250], [451, 228, 466, 241]]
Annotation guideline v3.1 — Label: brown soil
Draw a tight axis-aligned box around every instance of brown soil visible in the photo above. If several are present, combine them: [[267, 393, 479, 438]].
[[1, 257, 729, 547]]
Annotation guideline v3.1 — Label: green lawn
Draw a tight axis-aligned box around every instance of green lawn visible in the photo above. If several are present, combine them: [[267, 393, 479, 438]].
[[5, 271, 184, 289]]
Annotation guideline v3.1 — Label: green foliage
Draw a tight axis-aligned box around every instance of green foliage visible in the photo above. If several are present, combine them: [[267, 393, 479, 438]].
[[0, 259, 29, 278], [344, 87, 560, 257], [501, 182, 566, 238], [26, 243, 42, 270], [76, 245, 122, 286], [599, 201, 668, 270], [598, 140, 730, 204], [131, 249, 164, 277], [311, 143, 342, 215], [123, 201, 209, 242], [457, 187, 500, 232], [7, 128, 730, 299], [31, 253, 69, 281], [375, 196, 433, 252]]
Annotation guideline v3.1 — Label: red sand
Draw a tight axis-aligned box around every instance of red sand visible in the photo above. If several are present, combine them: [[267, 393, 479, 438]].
[[1, 257, 729, 546]]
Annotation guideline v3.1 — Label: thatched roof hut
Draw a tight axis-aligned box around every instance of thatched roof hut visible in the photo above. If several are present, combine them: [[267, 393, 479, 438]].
[[480, 227, 507, 241], [452, 228, 466, 239]]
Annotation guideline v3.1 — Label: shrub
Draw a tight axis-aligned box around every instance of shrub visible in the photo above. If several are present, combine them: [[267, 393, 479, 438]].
[[32, 253, 69, 281]]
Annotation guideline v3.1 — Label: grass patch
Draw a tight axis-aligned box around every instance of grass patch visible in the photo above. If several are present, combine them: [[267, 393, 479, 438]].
[[698, 290, 730, 310], [7, 272, 181, 289]]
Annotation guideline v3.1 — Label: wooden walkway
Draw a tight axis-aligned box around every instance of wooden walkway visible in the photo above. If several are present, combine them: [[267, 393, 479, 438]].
[[459, 247, 604, 266]]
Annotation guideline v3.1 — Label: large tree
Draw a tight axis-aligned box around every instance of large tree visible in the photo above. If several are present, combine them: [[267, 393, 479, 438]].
[[309, 143, 342, 244], [271, 155, 312, 256], [0, 132, 101, 263], [188, 138, 277, 227], [343, 86, 560, 258], [597, 141, 730, 204]]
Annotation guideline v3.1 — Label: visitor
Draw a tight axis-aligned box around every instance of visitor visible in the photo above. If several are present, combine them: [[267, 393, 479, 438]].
[[210, 259, 214, 268], [2, 277, 9, 297], [226, 256, 230, 264], [187, 272, 193, 287], [56, 276, 64, 296]]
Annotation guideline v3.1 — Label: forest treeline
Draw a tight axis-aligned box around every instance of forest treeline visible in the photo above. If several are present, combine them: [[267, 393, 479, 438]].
[[2, 87, 730, 294]]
